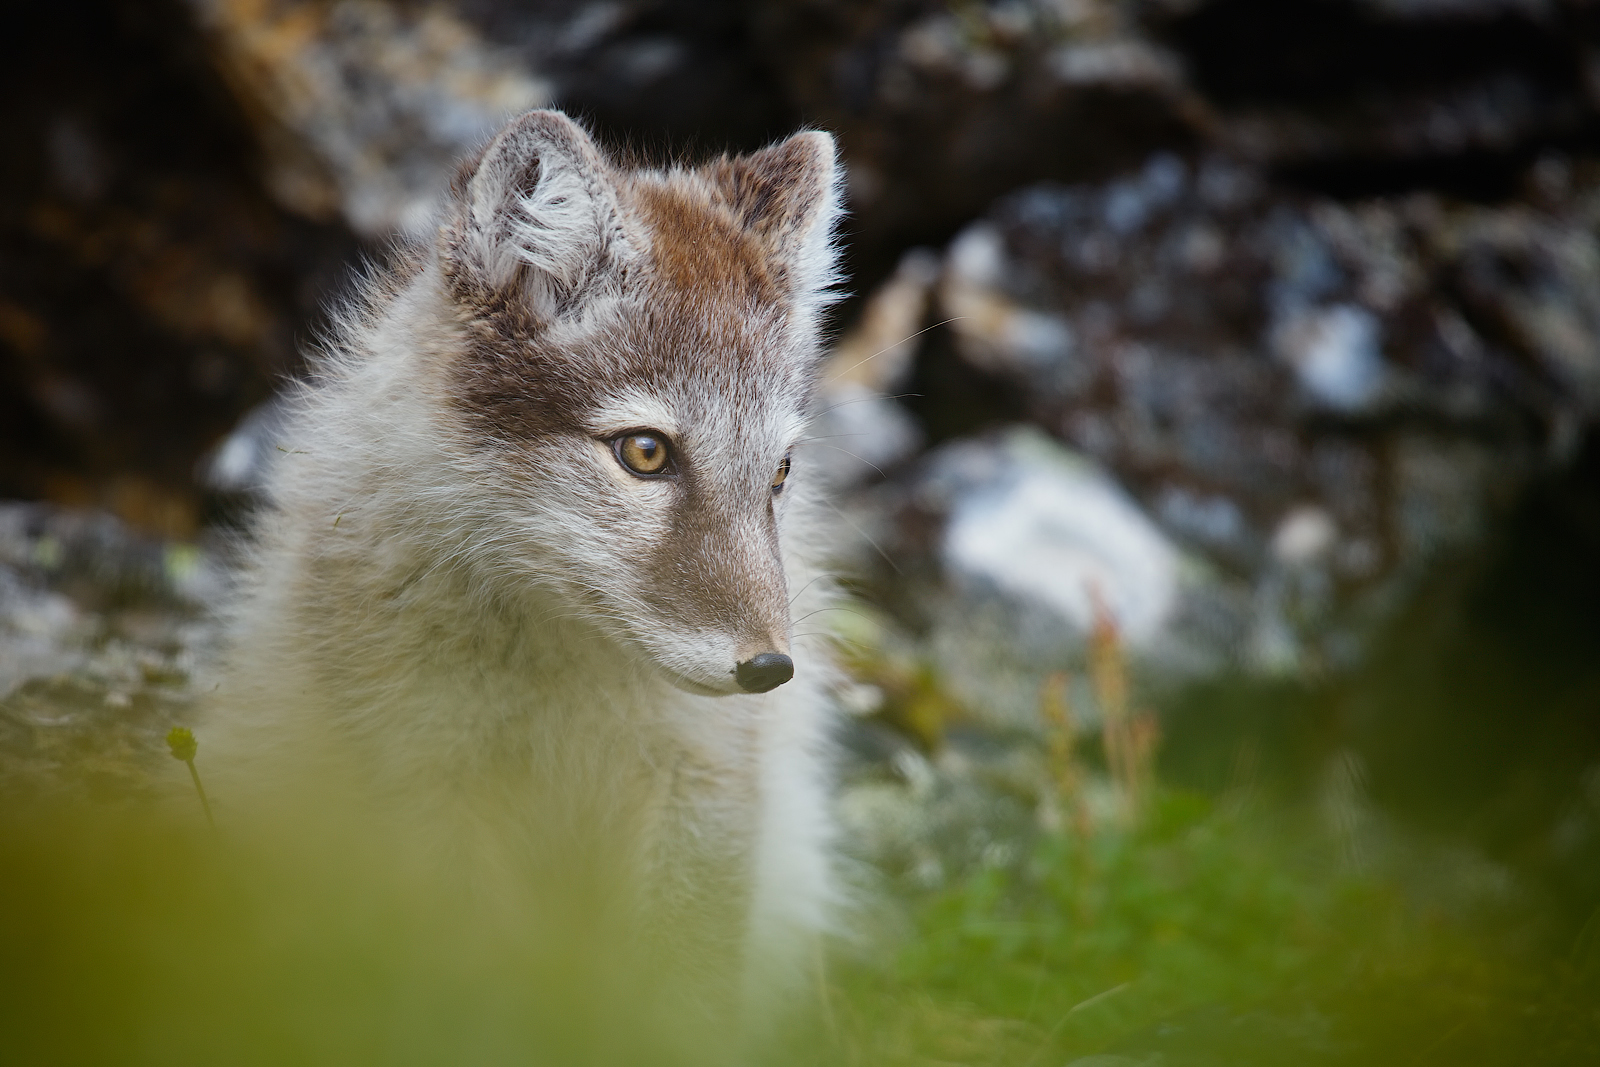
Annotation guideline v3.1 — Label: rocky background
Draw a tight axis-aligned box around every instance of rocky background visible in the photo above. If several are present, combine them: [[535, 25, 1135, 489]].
[[4, 0, 1600, 918]]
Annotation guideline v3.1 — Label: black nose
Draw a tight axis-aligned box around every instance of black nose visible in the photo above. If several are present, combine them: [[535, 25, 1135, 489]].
[[735, 653, 794, 694]]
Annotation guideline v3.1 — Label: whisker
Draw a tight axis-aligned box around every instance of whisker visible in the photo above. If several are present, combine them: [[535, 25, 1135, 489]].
[[823, 501, 903, 576], [788, 571, 839, 606], [792, 631, 885, 656], [796, 433, 870, 444], [813, 392, 923, 418], [812, 443, 888, 480], [824, 318, 966, 385], [792, 606, 874, 626]]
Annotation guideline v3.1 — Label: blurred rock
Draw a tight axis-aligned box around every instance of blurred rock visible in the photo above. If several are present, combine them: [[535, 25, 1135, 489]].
[[752, 0, 1208, 280], [455, 0, 799, 155], [1147, 0, 1600, 191], [0, 0, 360, 536], [13, 0, 1600, 540], [812, 249, 938, 486], [0, 502, 220, 803], [200, 396, 296, 499], [860, 151, 1600, 687], [896, 427, 1198, 724], [835, 722, 1045, 889], [0, 568, 89, 699], [190, 0, 549, 236], [931, 428, 1181, 649]]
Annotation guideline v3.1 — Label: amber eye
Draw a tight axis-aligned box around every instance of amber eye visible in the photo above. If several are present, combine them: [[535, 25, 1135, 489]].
[[772, 454, 791, 492], [614, 432, 671, 476]]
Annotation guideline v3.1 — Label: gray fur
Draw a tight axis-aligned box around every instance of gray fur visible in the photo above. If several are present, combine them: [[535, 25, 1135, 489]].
[[207, 110, 846, 1030]]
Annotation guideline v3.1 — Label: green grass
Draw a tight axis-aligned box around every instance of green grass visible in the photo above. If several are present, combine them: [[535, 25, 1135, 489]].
[[820, 786, 1600, 1067]]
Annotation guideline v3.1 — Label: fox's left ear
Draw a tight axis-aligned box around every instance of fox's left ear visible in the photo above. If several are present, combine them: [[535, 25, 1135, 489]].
[[716, 131, 843, 307]]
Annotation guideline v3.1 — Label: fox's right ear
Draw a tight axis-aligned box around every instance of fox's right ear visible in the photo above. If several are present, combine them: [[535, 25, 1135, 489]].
[[443, 110, 630, 318]]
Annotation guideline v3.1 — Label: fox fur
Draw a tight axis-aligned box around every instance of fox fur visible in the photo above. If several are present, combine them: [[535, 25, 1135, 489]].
[[206, 110, 846, 1035]]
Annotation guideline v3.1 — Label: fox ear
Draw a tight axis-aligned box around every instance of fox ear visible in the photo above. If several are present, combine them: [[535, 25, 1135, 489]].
[[718, 131, 843, 305], [447, 110, 628, 316]]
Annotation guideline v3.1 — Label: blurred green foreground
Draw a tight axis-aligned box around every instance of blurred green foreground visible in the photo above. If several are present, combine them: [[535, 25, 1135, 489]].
[[3, 473, 1598, 1067], [829, 787, 1600, 1066], [4, 648, 1598, 1067], [1, 728, 1595, 1067]]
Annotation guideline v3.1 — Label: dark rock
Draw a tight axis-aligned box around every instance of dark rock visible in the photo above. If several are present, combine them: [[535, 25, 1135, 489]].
[[1147, 0, 1600, 194], [456, 0, 800, 156], [859, 151, 1600, 685], [752, 0, 1208, 286], [0, 0, 361, 537]]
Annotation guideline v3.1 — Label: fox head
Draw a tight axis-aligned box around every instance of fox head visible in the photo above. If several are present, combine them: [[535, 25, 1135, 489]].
[[431, 110, 841, 696]]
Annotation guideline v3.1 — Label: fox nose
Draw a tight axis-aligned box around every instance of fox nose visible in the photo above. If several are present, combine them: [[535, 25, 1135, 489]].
[[735, 652, 794, 694]]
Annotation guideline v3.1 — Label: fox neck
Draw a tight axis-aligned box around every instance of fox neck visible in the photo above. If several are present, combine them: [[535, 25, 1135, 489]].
[[334, 539, 670, 727]]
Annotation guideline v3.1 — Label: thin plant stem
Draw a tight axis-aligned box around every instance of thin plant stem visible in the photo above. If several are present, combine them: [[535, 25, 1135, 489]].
[[186, 759, 215, 828]]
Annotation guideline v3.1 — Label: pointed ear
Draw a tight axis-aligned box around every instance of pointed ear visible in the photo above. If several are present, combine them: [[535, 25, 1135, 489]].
[[717, 131, 843, 304], [446, 110, 629, 316]]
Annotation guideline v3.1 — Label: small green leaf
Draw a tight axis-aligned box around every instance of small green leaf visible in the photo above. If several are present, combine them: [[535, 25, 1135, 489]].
[[166, 726, 198, 763]]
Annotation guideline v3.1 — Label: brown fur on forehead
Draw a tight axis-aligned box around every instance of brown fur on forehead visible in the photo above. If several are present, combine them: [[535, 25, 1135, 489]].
[[450, 280, 811, 445], [622, 287, 812, 399], [625, 175, 786, 304]]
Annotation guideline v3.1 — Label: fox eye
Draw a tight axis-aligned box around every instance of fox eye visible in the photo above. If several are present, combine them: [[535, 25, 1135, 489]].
[[771, 454, 791, 492], [613, 432, 672, 477]]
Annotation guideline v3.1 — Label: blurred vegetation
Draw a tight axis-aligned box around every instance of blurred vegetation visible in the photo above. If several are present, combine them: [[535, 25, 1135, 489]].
[[6, 728, 1592, 1066], [6, 559, 1596, 1066], [825, 785, 1600, 1067], [808, 475, 1600, 1065]]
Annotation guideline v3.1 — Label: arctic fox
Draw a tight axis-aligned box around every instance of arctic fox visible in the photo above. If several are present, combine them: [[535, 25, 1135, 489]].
[[208, 110, 845, 1034]]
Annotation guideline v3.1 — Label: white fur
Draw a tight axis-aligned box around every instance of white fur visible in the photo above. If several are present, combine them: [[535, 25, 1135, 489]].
[[586, 389, 682, 438], [207, 112, 846, 1035]]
